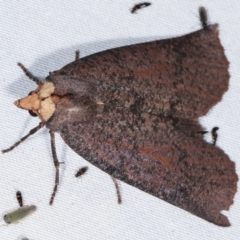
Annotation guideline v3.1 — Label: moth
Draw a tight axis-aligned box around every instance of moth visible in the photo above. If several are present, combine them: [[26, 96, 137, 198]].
[[2, 9, 237, 226]]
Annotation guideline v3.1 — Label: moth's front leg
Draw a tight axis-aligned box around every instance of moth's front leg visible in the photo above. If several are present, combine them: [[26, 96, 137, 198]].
[[49, 130, 63, 205]]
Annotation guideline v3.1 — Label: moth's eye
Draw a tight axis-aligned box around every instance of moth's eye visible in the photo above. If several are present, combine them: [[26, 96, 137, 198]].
[[28, 91, 33, 96], [28, 110, 37, 117]]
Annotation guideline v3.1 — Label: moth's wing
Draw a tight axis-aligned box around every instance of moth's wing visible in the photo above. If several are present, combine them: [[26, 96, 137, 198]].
[[49, 24, 229, 119], [48, 23, 235, 226], [60, 111, 237, 227]]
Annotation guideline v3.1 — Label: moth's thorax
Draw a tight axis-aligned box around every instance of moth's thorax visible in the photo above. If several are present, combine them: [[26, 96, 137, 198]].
[[14, 81, 57, 121]]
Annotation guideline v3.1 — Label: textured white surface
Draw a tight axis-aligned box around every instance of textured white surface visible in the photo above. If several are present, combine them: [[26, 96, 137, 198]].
[[1, 1, 240, 239]]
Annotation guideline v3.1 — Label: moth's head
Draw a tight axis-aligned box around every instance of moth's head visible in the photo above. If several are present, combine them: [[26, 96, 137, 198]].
[[14, 81, 57, 121]]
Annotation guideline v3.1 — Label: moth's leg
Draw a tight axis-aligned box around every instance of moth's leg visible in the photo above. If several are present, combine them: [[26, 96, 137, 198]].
[[17, 62, 42, 86], [211, 127, 219, 145], [75, 50, 80, 61], [111, 176, 122, 204], [2, 122, 45, 153], [196, 127, 219, 145], [49, 130, 63, 205]]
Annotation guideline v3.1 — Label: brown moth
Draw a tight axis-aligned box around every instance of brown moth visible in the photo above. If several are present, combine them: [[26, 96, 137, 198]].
[[2, 14, 237, 226]]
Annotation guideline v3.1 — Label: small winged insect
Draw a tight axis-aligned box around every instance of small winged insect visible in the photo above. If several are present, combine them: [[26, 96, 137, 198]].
[[3, 205, 36, 224], [3, 192, 36, 224], [131, 2, 151, 13], [75, 166, 88, 178]]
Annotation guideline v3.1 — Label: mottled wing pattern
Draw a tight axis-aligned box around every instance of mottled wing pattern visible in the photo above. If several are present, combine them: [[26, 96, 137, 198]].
[[50, 24, 229, 119], [46, 24, 237, 226], [59, 109, 237, 226]]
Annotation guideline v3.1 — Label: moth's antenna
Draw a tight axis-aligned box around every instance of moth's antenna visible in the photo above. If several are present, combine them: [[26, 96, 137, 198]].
[[199, 6, 208, 29], [17, 62, 43, 86]]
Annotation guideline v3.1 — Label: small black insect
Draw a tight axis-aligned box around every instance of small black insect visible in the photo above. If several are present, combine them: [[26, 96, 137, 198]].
[[212, 127, 219, 145], [199, 6, 208, 29], [131, 2, 151, 13], [2, 10, 237, 226], [75, 166, 88, 178], [16, 190, 23, 207]]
